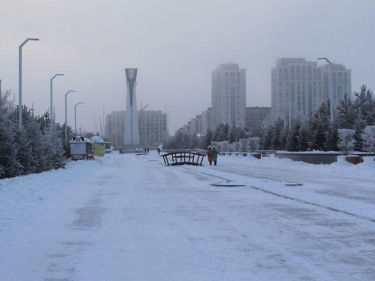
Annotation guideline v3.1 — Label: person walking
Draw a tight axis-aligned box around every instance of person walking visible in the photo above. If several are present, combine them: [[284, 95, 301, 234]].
[[212, 146, 222, 166], [207, 146, 213, 166]]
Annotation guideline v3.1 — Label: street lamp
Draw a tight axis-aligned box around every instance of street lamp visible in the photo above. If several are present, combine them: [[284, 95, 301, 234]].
[[75, 102, 83, 135], [19, 38, 39, 130], [65, 90, 76, 144], [50, 74, 64, 131], [317, 57, 333, 123]]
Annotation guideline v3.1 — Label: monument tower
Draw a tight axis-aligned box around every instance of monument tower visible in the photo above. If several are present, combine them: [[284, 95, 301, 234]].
[[124, 68, 140, 146]]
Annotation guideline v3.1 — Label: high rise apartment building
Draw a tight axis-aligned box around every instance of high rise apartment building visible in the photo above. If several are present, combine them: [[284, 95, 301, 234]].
[[271, 58, 351, 120], [212, 63, 246, 129]]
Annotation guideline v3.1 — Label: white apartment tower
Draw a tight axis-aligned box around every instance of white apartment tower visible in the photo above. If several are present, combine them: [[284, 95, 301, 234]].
[[212, 63, 246, 129], [271, 58, 351, 120]]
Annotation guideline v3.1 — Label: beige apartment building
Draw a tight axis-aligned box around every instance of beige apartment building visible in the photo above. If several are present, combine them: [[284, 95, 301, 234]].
[[271, 58, 351, 120], [106, 110, 167, 148]]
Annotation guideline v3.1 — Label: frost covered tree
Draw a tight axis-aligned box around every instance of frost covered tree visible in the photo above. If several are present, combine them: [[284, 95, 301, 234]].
[[0, 91, 21, 178], [239, 139, 248, 151], [336, 93, 356, 129], [337, 129, 356, 155], [34, 111, 51, 132], [324, 116, 339, 151], [270, 117, 285, 150], [351, 85, 375, 151], [280, 123, 289, 150], [228, 125, 247, 144], [353, 117, 366, 151], [296, 121, 310, 151], [14, 128, 33, 175], [213, 123, 229, 142], [201, 129, 213, 149], [219, 141, 229, 152], [248, 137, 260, 152], [43, 127, 66, 170], [309, 102, 330, 151], [25, 121, 48, 173], [164, 129, 191, 149], [261, 125, 272, 150], [285, 118, 301, 151], [361, 126, 375, 153], [189, 134, 198, 149], [247, 119, 264, 138], [0, 90, 68, 178], [354, 85, 375, 126]]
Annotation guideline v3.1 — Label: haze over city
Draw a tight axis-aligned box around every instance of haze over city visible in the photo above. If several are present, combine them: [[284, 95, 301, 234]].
[[1, 0, 374, 134]]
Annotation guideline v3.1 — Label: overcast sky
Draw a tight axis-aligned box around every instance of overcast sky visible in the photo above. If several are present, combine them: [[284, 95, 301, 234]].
[[1, 0, 375, 134]]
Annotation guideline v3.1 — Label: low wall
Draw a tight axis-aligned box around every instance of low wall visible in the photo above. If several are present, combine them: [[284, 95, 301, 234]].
[[275, 152, 374, 165], [275, 152, 342, 164]]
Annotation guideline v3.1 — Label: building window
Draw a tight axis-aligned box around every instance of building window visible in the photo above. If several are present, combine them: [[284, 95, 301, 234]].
[[297, 66, 300, 80], [302, 66, 306, 80], [291, 65, 295, 80], [230, 72, 235, 84], [338, 73, 342, 84]]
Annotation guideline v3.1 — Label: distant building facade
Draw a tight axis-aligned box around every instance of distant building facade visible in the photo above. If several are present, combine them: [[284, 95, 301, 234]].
[[271, 58, 352, 120], [201, 107, 212, 133], [106, 109, 167, 148], [246, 106, 271, 127], [179, 107, 212, 136], [105, 110, 125, 148], [212, 63, 246, 129], [138, 110, 168, 147]]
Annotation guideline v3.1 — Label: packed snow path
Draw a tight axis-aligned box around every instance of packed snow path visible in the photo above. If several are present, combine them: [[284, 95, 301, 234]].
[[1, 152, 375, 280]]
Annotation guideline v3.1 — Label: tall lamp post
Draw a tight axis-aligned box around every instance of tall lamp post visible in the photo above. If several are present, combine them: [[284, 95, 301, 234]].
[[75, 102, 83, 135], [19, 38, 39, 130], [50, 74, 64, 131], [64, 90, 76, 144], [317, 57, 333, 123]]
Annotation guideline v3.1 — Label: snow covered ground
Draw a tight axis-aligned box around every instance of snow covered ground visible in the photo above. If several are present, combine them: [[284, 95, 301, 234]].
[[1, 151, 375, 281]]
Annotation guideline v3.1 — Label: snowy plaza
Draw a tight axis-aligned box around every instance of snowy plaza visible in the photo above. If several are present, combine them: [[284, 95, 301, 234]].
[[1, 152, 375, 280]]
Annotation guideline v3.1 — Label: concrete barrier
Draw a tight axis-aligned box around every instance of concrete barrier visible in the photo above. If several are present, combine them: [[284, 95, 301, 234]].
[[276, 152, 341, 164], [276, 152, 373, 164]]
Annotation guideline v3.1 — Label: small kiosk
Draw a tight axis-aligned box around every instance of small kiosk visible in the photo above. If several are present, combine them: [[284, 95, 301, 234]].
[[91, 136, 107, 157], [69, 136, 93, 160]]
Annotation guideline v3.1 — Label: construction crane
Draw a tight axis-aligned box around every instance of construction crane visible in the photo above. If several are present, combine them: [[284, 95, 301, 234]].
[[139, 103, 148, 111]]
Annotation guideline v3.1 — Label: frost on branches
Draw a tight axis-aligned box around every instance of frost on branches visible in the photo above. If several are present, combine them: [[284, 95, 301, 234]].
[[337, 129, 356, 155]]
